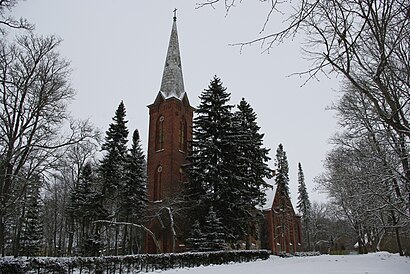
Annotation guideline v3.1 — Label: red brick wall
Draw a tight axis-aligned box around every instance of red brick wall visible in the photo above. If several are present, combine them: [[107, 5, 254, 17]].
[[147, 95, 193, 202], [265, 188, 303, 254], [145, 94, 193, 253]]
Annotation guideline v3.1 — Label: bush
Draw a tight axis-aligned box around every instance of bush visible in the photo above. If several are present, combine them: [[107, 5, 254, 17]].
[[0, 260, 24, 274], [294, 252, 321, 257], [1, 250, 270, 273], [329, 250, 350, 255]]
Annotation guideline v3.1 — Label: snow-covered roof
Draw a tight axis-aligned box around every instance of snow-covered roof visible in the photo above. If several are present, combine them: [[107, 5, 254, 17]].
[[260, 178, 276, 211]]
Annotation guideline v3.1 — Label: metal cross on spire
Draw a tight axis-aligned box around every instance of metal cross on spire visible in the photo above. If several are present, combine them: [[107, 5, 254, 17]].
[[173, 8, 177, 21]]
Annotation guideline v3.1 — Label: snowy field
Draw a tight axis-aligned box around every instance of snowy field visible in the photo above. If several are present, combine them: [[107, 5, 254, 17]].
[[161, 252, 409, 274]]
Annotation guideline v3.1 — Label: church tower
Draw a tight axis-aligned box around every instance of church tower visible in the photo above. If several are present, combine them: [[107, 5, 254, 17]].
[[146, 13, 194, 253]]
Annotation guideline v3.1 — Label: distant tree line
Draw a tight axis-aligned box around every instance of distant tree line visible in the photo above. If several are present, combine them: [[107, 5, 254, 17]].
[[316, 84, 410, 255], [0, 1, 148, 257]]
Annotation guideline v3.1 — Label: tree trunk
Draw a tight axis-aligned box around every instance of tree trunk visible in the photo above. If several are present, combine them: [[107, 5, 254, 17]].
[[0, 163, 15, 257], [128, 226, 133, 254], [394, 226, 403, 256], [391, 210, 404, 256], [398, 134, 410, 217], [12, 211, 25, 257], [67, 218, 74, 256], [115, 226, 119, 256], [0, 213, 4, 256], [122, 224, 128, 255]]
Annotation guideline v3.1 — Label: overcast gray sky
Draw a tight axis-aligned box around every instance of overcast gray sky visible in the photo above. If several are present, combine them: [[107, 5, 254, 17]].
[[12, 0, 340, 203]]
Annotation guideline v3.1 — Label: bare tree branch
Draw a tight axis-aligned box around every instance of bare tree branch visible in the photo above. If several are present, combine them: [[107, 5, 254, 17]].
[[93, 220, 161, 253], [0, 0, 34, 34]]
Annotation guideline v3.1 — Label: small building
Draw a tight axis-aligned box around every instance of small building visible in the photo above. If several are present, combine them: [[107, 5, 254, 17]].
[[262, 183, 303, 254]]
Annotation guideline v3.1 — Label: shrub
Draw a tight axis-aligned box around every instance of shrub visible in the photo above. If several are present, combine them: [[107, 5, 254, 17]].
[[0, 250, 270, 273]]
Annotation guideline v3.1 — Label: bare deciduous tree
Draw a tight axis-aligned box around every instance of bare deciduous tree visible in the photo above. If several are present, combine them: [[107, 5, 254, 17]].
[[0, 0, 33, 34], [316, 84, 410, 255], [198, 0, 410, 138], [0, 34, 98, 256]]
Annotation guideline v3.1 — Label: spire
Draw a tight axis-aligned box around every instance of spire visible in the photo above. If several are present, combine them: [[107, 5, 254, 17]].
[[159, 10, 185, 100]]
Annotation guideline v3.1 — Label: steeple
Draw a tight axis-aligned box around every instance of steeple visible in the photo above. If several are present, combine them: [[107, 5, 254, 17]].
[[146, 11, 194, 253], [159, 11, 185, 100]]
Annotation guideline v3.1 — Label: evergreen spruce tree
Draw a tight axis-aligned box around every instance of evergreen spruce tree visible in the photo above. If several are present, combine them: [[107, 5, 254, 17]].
[[185, 220, 206, 252], [234, 98, 272, 206], [201, 206, 226, 251], [233, 98, 273, 247], [274, 144, 291, 253], [296, 162, 312, 251], [19, 176, 43, 257], [99, 101, 129, 206], [98, 102, 129, 255], [120, 129, 147, 222], [187, 76, 244, 244], [275, 144, 290, 197], [82, 234, 104, 257], [69, 163, 94, 220], [118, 129, 147, 254], [69, 162, 107, 254]]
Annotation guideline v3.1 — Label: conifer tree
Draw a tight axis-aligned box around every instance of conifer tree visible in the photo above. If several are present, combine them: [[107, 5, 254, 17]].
[[120, 129, 147, 222], [201, 206, 226, 251], [19, 176, 43, 257], [99, 101, 129, 203], [275, 144, 290, 197], [234, 98, 272, 207], [99, 101, 129, 255], [69, 162, 94, 220], [119, 129, 147, 254], [274, 144, 291, 253], [188, 76, 244, 244], [69, 162, 107, 254], [185, 220, 206, 252], [297, 162, 312, 251], [297, 162, 311, 215], [233, 98, 272, 247]]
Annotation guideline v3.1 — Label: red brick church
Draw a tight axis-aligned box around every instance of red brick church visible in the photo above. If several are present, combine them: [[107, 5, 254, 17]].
[[144, 13, 302, 254], [262, 184, 303, 254]]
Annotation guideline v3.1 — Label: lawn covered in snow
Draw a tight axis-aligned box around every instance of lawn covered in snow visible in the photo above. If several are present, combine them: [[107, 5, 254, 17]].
[[162, 252, 409, 274]]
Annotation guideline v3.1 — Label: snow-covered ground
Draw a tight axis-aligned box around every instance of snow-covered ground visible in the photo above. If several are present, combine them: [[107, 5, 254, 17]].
[[162, 252, 409, 274]]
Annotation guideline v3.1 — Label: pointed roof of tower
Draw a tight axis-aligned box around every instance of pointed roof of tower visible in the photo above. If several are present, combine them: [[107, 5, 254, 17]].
[[159, 12, 185, 100]]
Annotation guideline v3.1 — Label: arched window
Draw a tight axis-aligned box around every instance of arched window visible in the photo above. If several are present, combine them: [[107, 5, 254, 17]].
[[153, 165, 162, 201], [156, 116, 164, 150], [179, 118, 187, 151]]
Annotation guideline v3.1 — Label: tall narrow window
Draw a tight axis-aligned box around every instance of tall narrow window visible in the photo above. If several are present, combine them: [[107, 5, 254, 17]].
[[156, 116, 164, 150], [153, 165, 162, 201], [179, 119, 186, 151]]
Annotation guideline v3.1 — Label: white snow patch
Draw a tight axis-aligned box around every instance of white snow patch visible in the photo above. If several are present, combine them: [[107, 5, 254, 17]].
[[161, 252, 409, 274]]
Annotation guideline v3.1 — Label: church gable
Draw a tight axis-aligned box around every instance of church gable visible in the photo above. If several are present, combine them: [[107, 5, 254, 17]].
[[262, 185, 303, 254]]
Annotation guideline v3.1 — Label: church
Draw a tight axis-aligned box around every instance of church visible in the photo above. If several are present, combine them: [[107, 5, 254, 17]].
[[144, 13, 302, 255]]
